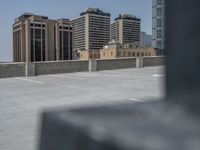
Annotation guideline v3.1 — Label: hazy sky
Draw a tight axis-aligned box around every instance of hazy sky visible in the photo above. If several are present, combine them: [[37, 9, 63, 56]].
[[0, 0, 152, 61]]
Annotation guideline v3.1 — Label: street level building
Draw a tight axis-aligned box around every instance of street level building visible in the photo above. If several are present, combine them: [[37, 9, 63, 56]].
[[71, 8, 111, 58], [13, 13, 73, 62], [111, 14, 141, 44], [80, 41, 155, 60]]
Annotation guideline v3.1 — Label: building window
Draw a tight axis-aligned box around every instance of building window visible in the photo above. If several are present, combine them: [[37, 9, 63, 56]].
[[148, 53, 151, 56], [141, 53, 144, 56], [157, 0, 162, 5], [132, 52, 135, 56], [156, 8, 162, 16], [35, 24, 41, 27], [128, 52, 131, 57], [157, 30, 162, 38], [145, 53, 147, 56], [111, 52, 113, 56], [123, 52, 126, 56], [137, 52, 140, 57], [156, 41, 162, 49], [118, 52, 120, 57], [63, 27, 68, 30], [157, 18, 162, 27]]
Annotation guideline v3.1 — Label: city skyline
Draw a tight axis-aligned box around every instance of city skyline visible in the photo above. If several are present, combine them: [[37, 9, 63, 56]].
[[0, 0, 152, 61]]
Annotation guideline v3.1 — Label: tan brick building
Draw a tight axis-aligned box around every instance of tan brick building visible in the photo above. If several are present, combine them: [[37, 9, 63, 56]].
[[13, 13, 73, 62], [79, 50, 100, 60], [100, 47, 156, 59], [80, 41, 156, 60]]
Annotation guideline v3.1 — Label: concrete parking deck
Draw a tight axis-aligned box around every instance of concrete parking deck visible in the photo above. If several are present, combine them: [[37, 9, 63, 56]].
[[0, 66, 165, 150]]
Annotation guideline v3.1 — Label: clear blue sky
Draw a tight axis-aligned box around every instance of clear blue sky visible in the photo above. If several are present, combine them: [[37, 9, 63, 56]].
[[0, 0, 152, 61]]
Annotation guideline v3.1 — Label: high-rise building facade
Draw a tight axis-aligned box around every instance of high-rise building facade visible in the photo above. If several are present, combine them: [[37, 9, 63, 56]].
[[71, 8, 111, 55], [13, 13, 73, 62], [152, 0, 166, 50], [140, 31, 152, 48], [111, 14, 141, 44]]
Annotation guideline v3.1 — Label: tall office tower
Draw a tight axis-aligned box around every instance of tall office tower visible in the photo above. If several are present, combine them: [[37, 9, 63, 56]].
[[140, 31, 152, 48], [111, 14, 141, 44], [13, 13, 73, 62], [152, 0, 166, 50], [71, 8, 111, 54]]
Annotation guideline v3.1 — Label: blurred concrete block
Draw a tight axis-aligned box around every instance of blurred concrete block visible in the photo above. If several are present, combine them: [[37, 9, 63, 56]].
[[39, 102, 200, 150]]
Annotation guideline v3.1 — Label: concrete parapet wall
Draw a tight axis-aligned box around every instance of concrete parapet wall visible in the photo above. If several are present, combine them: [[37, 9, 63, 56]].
[[0, 57, 164, 78], [143, 56, 165, 67], [96, 57, 137, 71], [0, 62, 25, 78], [34, 60, 89, 75]]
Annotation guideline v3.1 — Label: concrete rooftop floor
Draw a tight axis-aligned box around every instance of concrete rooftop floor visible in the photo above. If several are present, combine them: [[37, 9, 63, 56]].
[[0, 66, 165, 150]]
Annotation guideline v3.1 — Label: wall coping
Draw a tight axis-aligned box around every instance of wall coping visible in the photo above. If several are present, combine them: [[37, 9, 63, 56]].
[[0, 62, 25, 65], [96, 56, 165, 61], [96, 57, 137, 61], [33, 60, 89, 64], [0, 56, 165, 65]]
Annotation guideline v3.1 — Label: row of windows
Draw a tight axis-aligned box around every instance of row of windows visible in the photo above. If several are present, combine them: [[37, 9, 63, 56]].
[[80, 53, 100, 59], [157, 18, 162, 27], [80, 51, 152, 60], [30, 28, 46, 62], [59, 26, 72, 30], [30, 23, 45, 28], [14, 30, 22, 62], [156, 41, 162, 48], [118, 51, 151, 57], [157, 0, 162, 5], [157, 30, 162, 38], [91, 54, 100, 59], [59, 31, 73, 60], [13, 25, 21, 30], [101, 51, 152, 57], [89, 20, 110, 24], [156, 8, 162, 16]]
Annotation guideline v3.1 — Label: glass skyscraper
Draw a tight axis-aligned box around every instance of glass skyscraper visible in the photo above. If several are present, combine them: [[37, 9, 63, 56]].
[[152, 0, 166, 51]]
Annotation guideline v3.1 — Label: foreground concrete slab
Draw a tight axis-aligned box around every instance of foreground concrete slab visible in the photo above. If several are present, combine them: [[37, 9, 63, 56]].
[[40, 101, 200, 150], [0, 66, 164, 150]]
